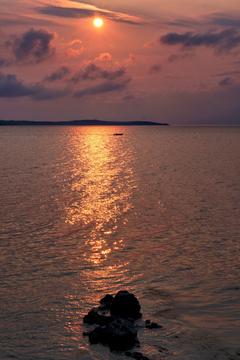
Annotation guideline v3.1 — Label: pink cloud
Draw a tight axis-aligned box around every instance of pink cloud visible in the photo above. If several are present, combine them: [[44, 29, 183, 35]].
[[64, 47, 84, 59], [124, 53, 136, 66], [68, 39, 82, 46], [143, 41, 156, 48], [95, 53, 112, 61]]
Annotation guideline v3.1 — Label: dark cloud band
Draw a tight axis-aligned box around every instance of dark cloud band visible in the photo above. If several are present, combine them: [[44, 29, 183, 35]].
[[0, 71, 70, 100], [210, 14, 240, 29], [45, 66, 71, 82], [73, 78, 131, 97], [160, 28, 240, 54], [39, 6, 93, 19], [37, 5, 145, 25], [70, 63, 126, 84]]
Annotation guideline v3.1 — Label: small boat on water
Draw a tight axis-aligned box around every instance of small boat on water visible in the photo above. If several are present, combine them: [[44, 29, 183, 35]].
[[113, 133, 123, 136]]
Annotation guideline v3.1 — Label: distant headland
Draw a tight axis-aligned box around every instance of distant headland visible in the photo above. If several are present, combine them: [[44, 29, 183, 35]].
[[0, 120, 169, 126]]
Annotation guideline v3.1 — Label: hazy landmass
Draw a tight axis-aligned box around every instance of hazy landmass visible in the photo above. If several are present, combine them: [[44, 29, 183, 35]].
[[0, 120, 169, 126]]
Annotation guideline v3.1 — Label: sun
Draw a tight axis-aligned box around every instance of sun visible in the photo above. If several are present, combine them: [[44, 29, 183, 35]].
[[94, 18, 103, 27]]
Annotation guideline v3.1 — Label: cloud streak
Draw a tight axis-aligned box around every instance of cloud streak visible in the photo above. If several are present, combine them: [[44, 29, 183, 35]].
[[69, 63, 126, 83], [167, 52, 194, 62], [73, 78, 131, 97], [45, 66, 71, 82], [213, 70, 240, 76], [160, 28, 240, 54], [209, 14, 240, 29], [164, 19, 200, 28], [37, 0, 148, 25]]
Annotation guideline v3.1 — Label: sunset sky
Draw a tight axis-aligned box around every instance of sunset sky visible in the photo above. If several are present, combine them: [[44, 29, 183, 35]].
[[1, 0, 240, 124]]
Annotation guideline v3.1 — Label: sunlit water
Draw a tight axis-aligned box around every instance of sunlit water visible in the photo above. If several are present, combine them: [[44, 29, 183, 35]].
[[0, 125, 240, 360]]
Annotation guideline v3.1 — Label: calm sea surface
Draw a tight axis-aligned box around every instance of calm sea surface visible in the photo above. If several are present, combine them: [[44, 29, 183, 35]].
[[0, 126, 240, 360]]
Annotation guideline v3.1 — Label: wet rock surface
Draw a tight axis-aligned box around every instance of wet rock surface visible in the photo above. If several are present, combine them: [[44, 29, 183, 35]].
[[89, 318, 138, 350], [110, 290, 142, 319], [145, 320, 162, 329], [83, 290, 162, 354], [99, 294, 114, 308], [83, 308, 114, 326]]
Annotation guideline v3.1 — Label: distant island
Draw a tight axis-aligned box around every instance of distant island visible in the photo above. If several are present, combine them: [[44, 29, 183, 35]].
[[0, 120, 169, 126]]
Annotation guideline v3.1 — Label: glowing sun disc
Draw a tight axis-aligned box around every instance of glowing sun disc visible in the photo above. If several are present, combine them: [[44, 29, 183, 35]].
[[94, 18, 103, 27]]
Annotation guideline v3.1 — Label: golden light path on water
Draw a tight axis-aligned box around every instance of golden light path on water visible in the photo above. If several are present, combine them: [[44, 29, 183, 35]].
[[64, 126, 134, 265]]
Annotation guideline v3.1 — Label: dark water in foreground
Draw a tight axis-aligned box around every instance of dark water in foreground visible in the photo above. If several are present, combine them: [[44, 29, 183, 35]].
[[0, 125, 240, 360]]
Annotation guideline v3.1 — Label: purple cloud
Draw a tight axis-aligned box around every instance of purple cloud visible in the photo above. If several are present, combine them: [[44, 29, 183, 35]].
[[149, 64, 162, 75], [0, 58, 12, 67], [219, 77, 234, 86], [167, 52, 193, 62], [73, 79, 131, 98], [5, 27, 56, 64], [70, 63, 126, 83], [45, 66, 71, 82], [122, 94, 135, 101], [160, 28, 240, 54], [0, 72, 38, 97], [209, 14, 240, 29], [0, 71, 70, 100]]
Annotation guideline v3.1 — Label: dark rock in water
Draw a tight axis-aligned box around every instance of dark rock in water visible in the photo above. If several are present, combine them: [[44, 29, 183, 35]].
[[89, 318, 138, 350], [125, 351, 150, 360], [97, 303, 108, 312], [110, 290, 142, 319], [99, 294, 114, 309], [145, 321, 162, 329], [88, 326, 105, 344], [83, 308, 100, 325], [98, 315, 114, 326], [82, 331, 90, 337], [104, 318, 138, 350], [83, 308, 114, 326]]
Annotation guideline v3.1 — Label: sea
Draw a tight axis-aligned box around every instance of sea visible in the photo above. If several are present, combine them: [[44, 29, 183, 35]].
[[0, 125, 240, 360]]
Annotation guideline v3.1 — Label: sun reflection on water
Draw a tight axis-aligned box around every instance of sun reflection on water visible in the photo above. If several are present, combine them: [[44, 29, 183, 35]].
[[64, 127, 135, 265]]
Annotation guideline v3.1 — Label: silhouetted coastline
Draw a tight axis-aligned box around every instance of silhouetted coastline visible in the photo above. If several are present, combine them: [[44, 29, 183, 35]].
[[0, 120, 169, 126]]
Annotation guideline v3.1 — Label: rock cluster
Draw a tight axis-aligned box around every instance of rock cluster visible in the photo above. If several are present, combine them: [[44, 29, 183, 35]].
[[83, 290, 141, 350], [83, 290, 162, 354], [89, 318, 138, 350]]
